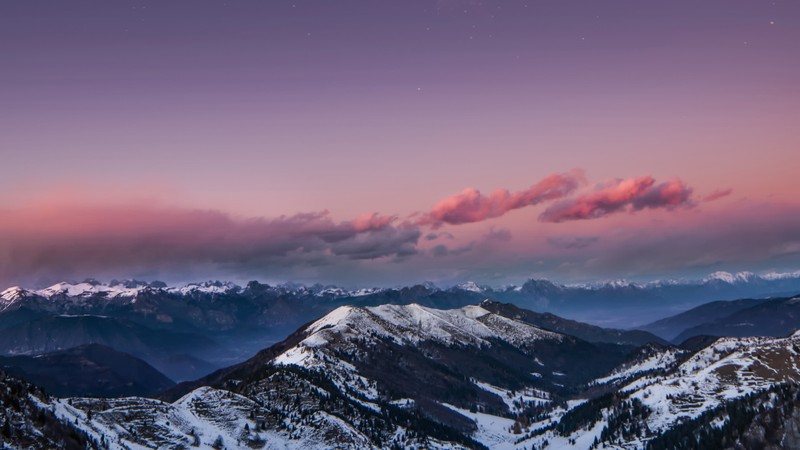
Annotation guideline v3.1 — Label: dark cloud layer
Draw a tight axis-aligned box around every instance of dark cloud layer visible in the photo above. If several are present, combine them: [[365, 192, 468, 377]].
[[0, 204, 419, 287]]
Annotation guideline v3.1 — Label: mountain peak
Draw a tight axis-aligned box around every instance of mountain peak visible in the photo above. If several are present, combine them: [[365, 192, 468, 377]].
[[275, 303, 562, 368], [37, 280, 147, 299], [1, 286, 30, 305], [455, 281, 485, 293], [171, 280, 241, 295], [703, 271, 758, 284]]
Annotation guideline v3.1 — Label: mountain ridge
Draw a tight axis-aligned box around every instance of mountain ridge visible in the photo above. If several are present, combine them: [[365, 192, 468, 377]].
[[4, 269, 800, 329]]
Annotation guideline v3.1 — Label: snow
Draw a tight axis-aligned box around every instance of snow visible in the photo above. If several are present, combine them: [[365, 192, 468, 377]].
[[440, 399, 589, 450], [40, 281, 132, 298], [389, 398, 415, 408], [0, 286, 29, 309], [285, 303, 560, 356], [273, 345, 314, 366], [457, 281, 484, 293], [473, 380, 550, 412], [702, 271, 758, 284], [36, 281, 146, 299], [604, 279, 632, 289], [51, 386, 369, 450], [168, 281, 240, 295], [593, 348, 683, 385], [349, 287, 384, 297], [622, 334, 800, 433], [538, 417, 608, 450], [762, 270, 800, 280], [441, 403, 519, 449]]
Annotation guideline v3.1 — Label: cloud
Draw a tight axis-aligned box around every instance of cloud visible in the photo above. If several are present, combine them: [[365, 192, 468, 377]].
[[425, 231, 455, 241], [418, 170, 586, 227], [539, 176, 694, 223], [483, 227, 512, 243], [1, 173, 772, 289], [546, 236, 600, 250], [573, 202, 800, 278], [330, 225, 420, 260], [428, 227, 511, 258], [0, 202, 419, 287], [703, 188, 733, 202], [351, 212, 397, 232]]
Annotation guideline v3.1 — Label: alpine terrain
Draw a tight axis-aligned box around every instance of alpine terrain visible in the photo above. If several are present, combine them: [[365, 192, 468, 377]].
[[3, 298, 800, 449]]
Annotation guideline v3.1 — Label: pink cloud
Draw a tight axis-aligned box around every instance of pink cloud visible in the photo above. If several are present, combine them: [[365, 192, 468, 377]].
[[703, 188, 733, 202], [351, 212, 397, 232], [539, 176, 695, 223], [418, 170, 586, 227], [0, 202, 420, 287]]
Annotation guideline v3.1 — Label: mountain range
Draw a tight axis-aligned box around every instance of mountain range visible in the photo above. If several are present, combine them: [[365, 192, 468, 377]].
[[1, 271, 799, 382], [3, 269, 800, 329], [3, 299, 800, 449], [3, 271, 800, 448]]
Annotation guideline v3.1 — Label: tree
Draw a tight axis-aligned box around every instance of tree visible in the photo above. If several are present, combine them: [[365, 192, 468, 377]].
[[212, 434, 225, 449]]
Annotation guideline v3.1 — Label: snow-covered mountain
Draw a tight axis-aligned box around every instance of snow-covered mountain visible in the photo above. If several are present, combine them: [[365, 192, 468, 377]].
[[1, 270, 799, 386], [0, 302, 614, 448], [4, 301, 800, 449], [155, 303, 637, 449], [551, 332, 800, 449], [2, 269, 800, 324]]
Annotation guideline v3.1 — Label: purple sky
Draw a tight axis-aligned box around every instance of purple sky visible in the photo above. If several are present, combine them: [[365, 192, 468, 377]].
[[2, 1, 800, 288]]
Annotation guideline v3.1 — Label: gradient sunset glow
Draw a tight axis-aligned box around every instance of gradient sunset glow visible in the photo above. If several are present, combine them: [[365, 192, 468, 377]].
[[2, 1, 799, 288]]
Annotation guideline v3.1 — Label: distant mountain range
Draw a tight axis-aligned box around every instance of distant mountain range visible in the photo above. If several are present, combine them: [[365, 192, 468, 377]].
[[641, 293, 800, 344], [2, 301, 800, 449], [3, 269, 800, 327]]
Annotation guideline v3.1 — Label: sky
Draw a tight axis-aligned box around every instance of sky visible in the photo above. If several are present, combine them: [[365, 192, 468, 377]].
[[1, 0, 799, 288]]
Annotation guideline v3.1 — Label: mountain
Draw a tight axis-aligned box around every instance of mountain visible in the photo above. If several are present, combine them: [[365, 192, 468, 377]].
[[568, 332, 800, 448], [0, 371, 99, 450], [491, 271, 800, 327], [672, 294, 800, 343], [640, 297, 771, 341], [168, 303, 636, 399], [479, 300, 668, 346], [0, 344, 174, 397], [4, 269, 800, 330], [4, 302, 800, 448], [0, 314, 223, 382], [1, 271, 798, 385], [647, 382, 800, 449], [67, 303, 638, 449], [155, 306, 800, 448]]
